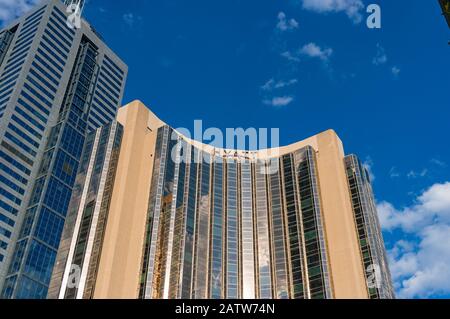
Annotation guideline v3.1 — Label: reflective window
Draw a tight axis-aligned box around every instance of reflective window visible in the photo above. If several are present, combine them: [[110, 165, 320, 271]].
[[181, 146, 199, 298], [210, 157, 223, 299], [226, 160, 238, 298], [193, 153, 211, 299], [255, 161, 272, 299], [269, 159, 289, 299], [240, 162, 255, 299]]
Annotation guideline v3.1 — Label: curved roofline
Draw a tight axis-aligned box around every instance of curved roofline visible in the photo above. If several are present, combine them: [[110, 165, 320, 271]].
[[121, 100, 342, 160]]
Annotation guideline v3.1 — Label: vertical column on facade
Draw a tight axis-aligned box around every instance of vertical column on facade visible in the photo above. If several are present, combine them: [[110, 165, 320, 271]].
[[46, 130, 94, 299], [293, 147, 333, 299], [209, 156, 224, 299], [56, 128, 101, 299], [75, 123, 119, 298], [142, 126, 169, 298], [192, 151, 211, 299], [281, 154, 307, 299], [139, 127, 164, 297], [308, 150, 333, 298], [179, 146, 200, 298], [345, 155, 375, 298], [253, 161, 273, 299], [268, 158, 290, 299], [66, 124, 110, 298], [364, 178, 394, 299], [167, 139, 188, 298], [83, 124, 123, 299], [152, 129, 178, 298], [225, 159, 239, 298], [345, 155, 394, 299], [160, 134, 183, 299], [240, 161, 255, 299]]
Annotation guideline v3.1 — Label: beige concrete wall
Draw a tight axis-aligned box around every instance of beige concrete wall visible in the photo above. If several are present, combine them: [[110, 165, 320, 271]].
[[314, 130, 368, 299], [93, 100, 164, 299]]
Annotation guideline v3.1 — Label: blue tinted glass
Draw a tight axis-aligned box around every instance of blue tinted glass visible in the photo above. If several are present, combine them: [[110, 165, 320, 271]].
[[43, 177, 72, 216], [34, 207, 64, 249], [52, 150, 78, 185], [23, 240, 56, 284], [15, 276, 48, 299], [60, 126, 84, 158]]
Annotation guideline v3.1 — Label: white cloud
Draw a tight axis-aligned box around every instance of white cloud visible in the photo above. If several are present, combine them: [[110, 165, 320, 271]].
[[0, 0, 43, 26], [275, 78, 298, 89], [281, 50, 301, 62], [389, 167, 400, 178], [407, 169, 428, 179], [261, 79, 276, 91], [431, 159, 447, 167], [281, 43, 333, 68], [391, 66, 401, 77], [123, 12, 135, 26], [389, 161, 446, 180], [263, 96, 294, 107], [371, 44, 401, 78], [378, 201, 423, 233], [419, 183, 450, 214], [379, 182, 450, 233], [300, 0, 365, 24], [276, 11, 299, 31], [373, 43, 388, 65], [378, 182, 450, 298], [123, 12, 143, 28], [388, 224, 450, 298], [261, 78, 298, 108], [299, 42, 333, 62], [261, 78, 298, 91]]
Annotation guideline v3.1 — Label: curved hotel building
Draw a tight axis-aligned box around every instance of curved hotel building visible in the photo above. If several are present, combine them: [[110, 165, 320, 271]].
[[0, 0, 394, 301], [48, 100, 394, 300]]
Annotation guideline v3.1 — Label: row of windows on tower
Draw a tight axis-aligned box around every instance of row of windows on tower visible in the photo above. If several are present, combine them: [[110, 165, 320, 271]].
[[0, 1, 126, 302]]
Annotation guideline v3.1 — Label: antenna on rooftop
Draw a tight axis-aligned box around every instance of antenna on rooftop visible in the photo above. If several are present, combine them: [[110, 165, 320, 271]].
[[64, 0, 85, 14]]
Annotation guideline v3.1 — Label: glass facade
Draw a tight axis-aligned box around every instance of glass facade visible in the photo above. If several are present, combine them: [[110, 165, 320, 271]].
[[225, 160, 239, 298], [46, 104, 395, 299], [210, 156, 224, 299], [254, 161, 272, 299], [281, 154, 306, 299], [134, 129, 359, 299], [293, 148, 333, 299], [193, 152, 211, 299], [240, 162, 255, 299], [0, 0, 127, 298], [345, 155, 395, 299], [47, 122, 123, 299]]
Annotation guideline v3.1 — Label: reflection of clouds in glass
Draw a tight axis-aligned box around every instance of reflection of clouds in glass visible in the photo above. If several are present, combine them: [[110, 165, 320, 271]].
[[259, 249, 271, 268], [211, 273, 221, 289], [199, 194, 209, 208], [194, 185, 210, 298], [164, 181, 174, 194], [241, 164, 255, 298]]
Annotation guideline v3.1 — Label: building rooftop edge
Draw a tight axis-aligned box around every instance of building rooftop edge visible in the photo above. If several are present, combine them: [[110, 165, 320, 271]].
[[120, 100, 345, 159], [0, 0, 128, 70]]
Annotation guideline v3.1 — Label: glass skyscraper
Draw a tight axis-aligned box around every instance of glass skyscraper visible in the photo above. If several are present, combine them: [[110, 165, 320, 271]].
[[49, 101, 394, 299], [48, 122, 123, 299], [0, 0, 127, 298]]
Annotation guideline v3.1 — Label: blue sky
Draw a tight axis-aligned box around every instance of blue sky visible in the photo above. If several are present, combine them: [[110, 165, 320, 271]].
[[1, 0, 450, 298]]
